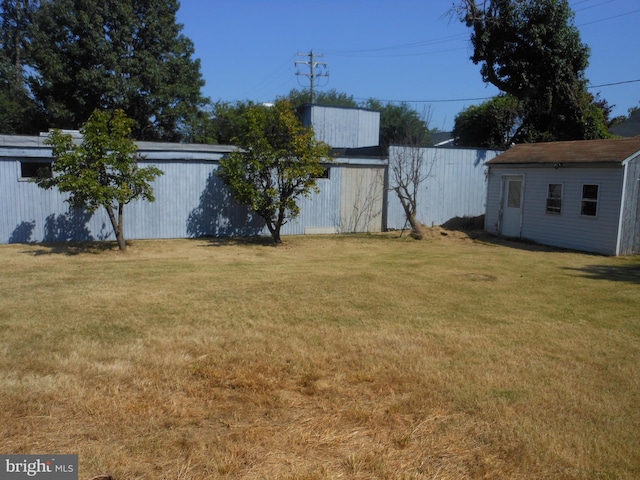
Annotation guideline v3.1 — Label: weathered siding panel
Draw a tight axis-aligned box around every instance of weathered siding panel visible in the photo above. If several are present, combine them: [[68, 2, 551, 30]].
[[486, 164, 624, 255], [283, 165, 342, 235], [339, 165, 385, 232], [618, 154, 640, 254], [484, 167, 503, 235], [387, 147, 501, 229]]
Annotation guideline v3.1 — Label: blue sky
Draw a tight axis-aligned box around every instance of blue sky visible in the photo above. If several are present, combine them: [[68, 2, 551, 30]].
[[176, 0, 640, 132]]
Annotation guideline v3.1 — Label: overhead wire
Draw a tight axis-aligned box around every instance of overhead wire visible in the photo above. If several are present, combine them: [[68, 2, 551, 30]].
[[243, 1, 638, 106]]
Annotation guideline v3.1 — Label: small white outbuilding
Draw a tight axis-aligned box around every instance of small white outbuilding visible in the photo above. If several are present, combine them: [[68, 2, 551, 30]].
[[485, 137, 640, 255]]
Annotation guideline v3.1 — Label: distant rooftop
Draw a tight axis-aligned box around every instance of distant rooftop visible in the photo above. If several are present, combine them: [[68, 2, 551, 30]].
[[609, 110, 640, 138]]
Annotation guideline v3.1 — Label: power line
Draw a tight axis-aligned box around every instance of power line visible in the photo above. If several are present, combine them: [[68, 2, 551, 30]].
[[320, 4, 638, 60], [577, 8, 640, 26], [353, 78, 640, 106], [574, 0, 617, 13], [589, 78, 640, 88], [354, 96, 494, 105]]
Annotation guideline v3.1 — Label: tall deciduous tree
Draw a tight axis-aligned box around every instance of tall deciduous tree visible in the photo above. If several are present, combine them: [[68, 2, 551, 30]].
[[34, 109, 163, 250], [0, 0, 43, 133], [217, 101, 331, 244], [455, 0, 609, 142], [27, 0, 207, 141]]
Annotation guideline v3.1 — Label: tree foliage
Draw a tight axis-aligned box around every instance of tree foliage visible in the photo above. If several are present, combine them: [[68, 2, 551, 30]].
[[34, 109, 163, 250], [364, 100, 433, 149], [1, 0, 208, 140], [282, 88, 359, 108], [210, 100, 258, 145], [0, 0, 44, 133], [455, 0, 609, 142], [217, 101, 331, 244], [453, 95, 524, 148]]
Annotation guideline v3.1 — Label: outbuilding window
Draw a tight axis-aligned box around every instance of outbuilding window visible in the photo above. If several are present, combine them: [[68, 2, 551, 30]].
[[581, 184, 599, 216], [546, 183, 562, 214], [314, 166, 330, 179], [20, 160, 52, 180]]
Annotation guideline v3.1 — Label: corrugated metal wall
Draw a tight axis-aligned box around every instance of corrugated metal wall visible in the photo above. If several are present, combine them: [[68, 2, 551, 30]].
[[386, 146, 502, 229], [2, 135, 501, 244], [301, 105, 380, 149], [1, 143, 380, 243]]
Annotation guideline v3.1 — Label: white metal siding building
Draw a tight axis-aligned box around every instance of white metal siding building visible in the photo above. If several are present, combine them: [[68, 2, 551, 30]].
[[0, 135, 389, 243], [1, 105, 501, 245]]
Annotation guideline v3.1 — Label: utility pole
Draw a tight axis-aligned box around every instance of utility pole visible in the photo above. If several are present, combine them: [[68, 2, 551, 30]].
[[295, 50, 329, 104]]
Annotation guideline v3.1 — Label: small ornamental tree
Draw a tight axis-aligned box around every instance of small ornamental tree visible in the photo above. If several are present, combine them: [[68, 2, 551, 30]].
[[34, 109, 163, 250], [389, 145, 433, 240], [217, 101, 331, 244]]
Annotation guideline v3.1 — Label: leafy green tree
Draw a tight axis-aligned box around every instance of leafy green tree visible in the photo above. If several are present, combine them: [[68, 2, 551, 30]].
[[217, 101, 331, 244], [27, 0, 207, 141], [283, 88, 359, 108], [210, 100, 258, 145], [0, 0, 43, 133], [453, 95, 524, 148], [364, 100, 433, 149], [34, 109, 163, 250], [455, 0, 609, 141]]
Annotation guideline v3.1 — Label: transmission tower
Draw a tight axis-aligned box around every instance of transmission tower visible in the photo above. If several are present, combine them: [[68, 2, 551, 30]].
[[295, 50, 329, 104]]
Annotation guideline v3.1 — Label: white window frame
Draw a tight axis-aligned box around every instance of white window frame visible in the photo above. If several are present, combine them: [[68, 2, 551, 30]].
[[580, 183, 599, 217], [546, 183, 563, 215]]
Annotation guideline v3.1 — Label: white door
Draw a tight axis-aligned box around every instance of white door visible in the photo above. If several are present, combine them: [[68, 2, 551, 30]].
[[500, 176, 523, 237]]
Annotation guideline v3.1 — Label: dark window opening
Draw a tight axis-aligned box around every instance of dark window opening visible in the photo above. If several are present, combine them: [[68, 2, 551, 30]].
[[315, 166, 330, 179], [20, 161, 52, 179], [546, 183, 562, 214], [581, 184, 599, 216]]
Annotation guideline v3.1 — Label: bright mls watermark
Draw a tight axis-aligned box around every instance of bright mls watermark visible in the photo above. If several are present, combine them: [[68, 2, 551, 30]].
[[1, 455, 77, 479]]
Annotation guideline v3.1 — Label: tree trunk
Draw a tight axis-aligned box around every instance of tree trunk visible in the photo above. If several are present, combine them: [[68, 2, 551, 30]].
[[266, 222, 282, 244], [105, 203, 127, 250], [408, 212, 424, 240], [396, 188, 424, 240]]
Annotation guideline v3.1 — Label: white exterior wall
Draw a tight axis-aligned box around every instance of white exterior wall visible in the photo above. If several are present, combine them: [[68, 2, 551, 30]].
[[302, 105, 380, 148], [387, 146, 502, 229], [486, 164, 625, 255]]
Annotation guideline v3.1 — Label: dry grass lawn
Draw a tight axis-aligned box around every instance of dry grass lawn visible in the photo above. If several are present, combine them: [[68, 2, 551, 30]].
[[1, 231, 639, 479]]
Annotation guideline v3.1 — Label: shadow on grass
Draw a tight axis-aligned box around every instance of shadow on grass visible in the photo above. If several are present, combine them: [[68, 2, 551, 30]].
[[195, 235, 278, 248], [561, 263, 640, 284], [440, 216, 569, 253], [24, 241, 121, 256]]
